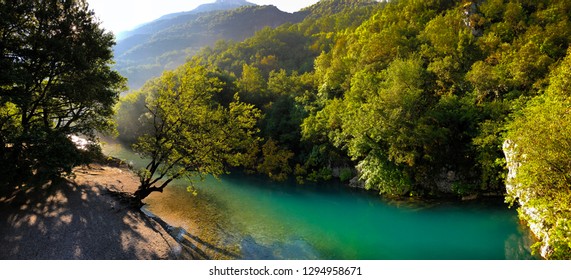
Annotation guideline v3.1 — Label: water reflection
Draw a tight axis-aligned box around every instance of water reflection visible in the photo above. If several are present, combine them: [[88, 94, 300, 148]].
[[504, 229, 539, 260]]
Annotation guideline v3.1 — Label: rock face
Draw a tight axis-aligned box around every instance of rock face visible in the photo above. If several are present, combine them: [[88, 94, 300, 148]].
[[435, 169, 457, 194], [503, 139, 551, 258], [462, 0, 484, 37], [349, 175, 366, 189]]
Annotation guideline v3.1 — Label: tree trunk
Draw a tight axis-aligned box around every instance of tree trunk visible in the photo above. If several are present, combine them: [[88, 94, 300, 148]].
[[133, 177, 174, 207], [133, 185, 154, 202], [133, 182, 168, 203]]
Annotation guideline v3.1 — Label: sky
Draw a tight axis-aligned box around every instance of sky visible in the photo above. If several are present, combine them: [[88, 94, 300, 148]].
[[87, 0, 321, 34]]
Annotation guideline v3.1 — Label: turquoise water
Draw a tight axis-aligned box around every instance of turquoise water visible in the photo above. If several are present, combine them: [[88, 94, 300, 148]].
[[104, 143, 535, 260]]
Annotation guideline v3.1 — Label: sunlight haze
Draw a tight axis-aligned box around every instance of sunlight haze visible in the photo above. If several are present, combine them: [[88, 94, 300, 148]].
[[87, 0, 320, 34]]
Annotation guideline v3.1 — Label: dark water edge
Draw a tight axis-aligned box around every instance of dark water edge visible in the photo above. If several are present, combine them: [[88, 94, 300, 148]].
[[103, 143, 538, 260]]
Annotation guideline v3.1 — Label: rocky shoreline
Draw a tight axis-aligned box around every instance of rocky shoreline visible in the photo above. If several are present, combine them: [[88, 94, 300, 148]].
[[504, 140, 549, 259]]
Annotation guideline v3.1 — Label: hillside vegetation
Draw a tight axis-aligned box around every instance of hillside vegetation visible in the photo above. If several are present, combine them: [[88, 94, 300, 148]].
[[114, 1, 306, 89]]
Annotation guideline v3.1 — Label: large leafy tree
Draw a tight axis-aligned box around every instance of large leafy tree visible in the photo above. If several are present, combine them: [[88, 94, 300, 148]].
[[0, 0, 125, 178], [132, 64, 261, 202]]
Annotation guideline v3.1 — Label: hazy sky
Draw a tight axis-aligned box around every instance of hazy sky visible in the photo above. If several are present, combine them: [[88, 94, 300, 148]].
[[87, 0, 321, 34]]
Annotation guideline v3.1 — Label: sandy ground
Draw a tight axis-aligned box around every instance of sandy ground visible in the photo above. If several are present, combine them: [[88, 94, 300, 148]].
[[0, 164, 181, 260]]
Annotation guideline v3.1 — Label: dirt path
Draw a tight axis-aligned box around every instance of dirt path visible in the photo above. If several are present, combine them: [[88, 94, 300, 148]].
[[0, 164, 180, 260]]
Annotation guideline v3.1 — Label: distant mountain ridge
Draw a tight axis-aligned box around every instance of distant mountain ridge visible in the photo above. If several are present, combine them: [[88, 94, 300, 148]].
[[116, 0, 256, 41], [114, 3, 303, 90], [157, 0, 256, 21]]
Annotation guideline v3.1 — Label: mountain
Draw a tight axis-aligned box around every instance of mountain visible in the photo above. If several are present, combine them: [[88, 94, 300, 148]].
[[114, 4, 304, 90], [194, 0, 253, 13], [117, 0, 256, 40]]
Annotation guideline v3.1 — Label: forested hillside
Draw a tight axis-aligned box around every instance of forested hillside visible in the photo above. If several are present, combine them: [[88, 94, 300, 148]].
[[114, 2, 305, 90], [116, 0, 571, 258]]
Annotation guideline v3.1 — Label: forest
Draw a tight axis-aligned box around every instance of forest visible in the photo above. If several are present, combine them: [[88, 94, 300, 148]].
[[115, 0, 571, 258]]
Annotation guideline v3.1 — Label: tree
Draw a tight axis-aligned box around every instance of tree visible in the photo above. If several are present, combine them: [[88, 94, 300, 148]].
[[256, 138, 294, 181], [342, 57, 431, 194], [236, 64, 268, 107], [0, 0, 125, 178], [132, 64, 260, 202]]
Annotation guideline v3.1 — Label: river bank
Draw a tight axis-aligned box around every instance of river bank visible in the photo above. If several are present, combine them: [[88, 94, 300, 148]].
[[1, 157, 536, 260], [0, 164, 185, 259]]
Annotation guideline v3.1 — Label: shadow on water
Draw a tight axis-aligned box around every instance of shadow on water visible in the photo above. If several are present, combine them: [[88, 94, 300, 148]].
[[183, 231, 241, 259], [0, 174, 171, 260], [164, 225, 242, 260], [161, 225, 321, 260], [240, 236, 320, 260]]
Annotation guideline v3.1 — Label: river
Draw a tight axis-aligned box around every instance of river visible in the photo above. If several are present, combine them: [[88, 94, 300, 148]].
[[103, 143, 536, 260]]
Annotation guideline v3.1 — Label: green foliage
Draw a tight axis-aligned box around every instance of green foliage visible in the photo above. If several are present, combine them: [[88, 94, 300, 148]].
[[301, 0, 379, 18], [291, 0, 569, 203], [0, 102, 21, 146], [116, 0, 380, 187], [338, 167, 353, 183], [256, 139, 294, 181], [115, 87, 155, 145], [0, 0, 125, 179], [199, 25, 318, 78], [505, 48, 571, 259], [132, 63, 261, 200], [306, 167, 333, 183], [236, 64, 268, 106]]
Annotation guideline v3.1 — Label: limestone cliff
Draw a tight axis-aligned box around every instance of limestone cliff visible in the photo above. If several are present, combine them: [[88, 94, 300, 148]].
[[503, 139, 551, 259]]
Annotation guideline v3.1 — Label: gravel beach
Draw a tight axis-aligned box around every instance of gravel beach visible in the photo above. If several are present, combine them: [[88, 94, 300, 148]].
[[0, 164, 180, 260]]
